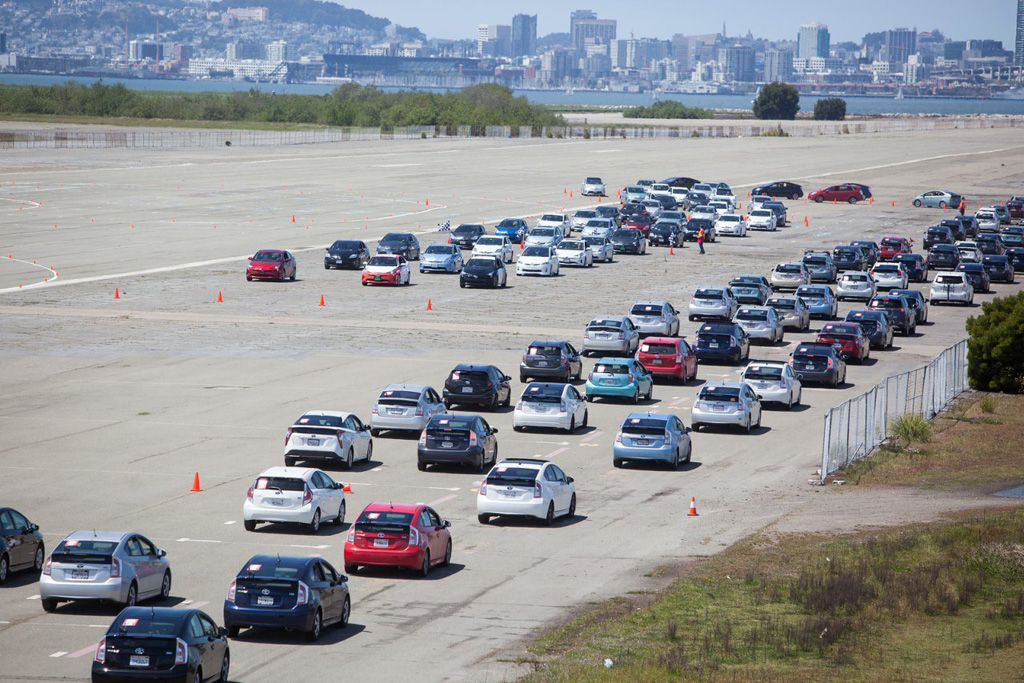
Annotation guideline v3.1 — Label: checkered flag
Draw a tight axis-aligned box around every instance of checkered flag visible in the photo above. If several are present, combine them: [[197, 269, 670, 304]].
[[437, 220, 451, 232]]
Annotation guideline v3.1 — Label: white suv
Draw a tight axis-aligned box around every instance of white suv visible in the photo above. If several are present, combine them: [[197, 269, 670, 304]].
[[513, 383, 588, 432], [477, 458, 576, 525], [243, 467, 346, 534]]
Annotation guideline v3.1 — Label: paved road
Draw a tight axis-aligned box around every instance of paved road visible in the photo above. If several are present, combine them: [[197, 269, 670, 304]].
[[1, 127, 1022, 682]]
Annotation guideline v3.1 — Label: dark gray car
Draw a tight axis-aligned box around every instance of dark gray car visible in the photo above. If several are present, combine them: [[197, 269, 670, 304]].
[[520, 341, 583, 383]]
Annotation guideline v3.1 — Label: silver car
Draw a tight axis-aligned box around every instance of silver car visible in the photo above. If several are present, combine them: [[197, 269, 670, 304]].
[[580, 219, 615, 240], [629, 300, 681, 336], [870, 262, 908, 290], [691, 382, 763, 433], [370, 384, 447, 435], [40, 531, 171, 611], [766, 295, 811, 331], [471, 235, 515, 264], [524, 226, 564, 248], [912, 190, 962, 209], [741, 362, 802, 409], [581, 177, 606, 197], [688, 286, 739, 321], [836, 271, 877, 301], [582, 235, 614, 262], [796, 285, 839, 318], [622, 185, 648, 203], [733, 306, 785, 344], [419, 243, 464, 274], [770, 262, 811, 290], [571, 209, 598, 232], [582, 315, 640, 356]]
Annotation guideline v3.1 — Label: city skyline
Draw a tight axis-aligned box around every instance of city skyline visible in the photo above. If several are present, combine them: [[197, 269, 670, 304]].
[[343, 0, 1017, 48]]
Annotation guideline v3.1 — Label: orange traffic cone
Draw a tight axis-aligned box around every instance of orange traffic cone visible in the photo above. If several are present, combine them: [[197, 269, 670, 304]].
[[114, 287, 120, 299], [426, 298, 433, 311], [217, 290, 223, 303], [598, 196, 602, 203], [687, 497, 698, 517], [804, 216, 809, 227], [564, 187, 567, 196], [319, 294, 325, 307], [833, 199, 837, 205], [891, 200, 895, 207], [869, 197, 874, 205], [291, 214, 295, 223], [520, 238, 524, 250], [669, 246, 675, 255], [342, 483, 352, 493], [190, 472, 202, 492]]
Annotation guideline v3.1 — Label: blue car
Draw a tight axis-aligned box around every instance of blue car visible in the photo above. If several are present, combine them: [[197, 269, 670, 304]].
[[585, 358, 653, 403], [224, 554, 350, 642], [495, 218, 528, 243], [612, 413, 692, 469], [693, 322, 750, 364], [795, 285, 839, 319], [419, 243, 464, 273]]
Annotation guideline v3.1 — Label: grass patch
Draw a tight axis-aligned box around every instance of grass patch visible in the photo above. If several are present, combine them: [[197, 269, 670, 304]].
[[891, 414, 932, 445], [759, 125, 789, 137], [525, 510, 1024, 682]]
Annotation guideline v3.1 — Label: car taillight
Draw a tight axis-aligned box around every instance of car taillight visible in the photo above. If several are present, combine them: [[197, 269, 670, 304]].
[[559, 401, 567, 413], [285, 427, 292, 446], [516, 400, 523, 410], [296, 581, 309, 606], [628, 373, 634, 382], [534, 482, 543, 498], [246, 486, 254, 500], [588, 372, 594, 380], [226, 579, 236, 603], [110, 558, 121, 578], [469, 432, 478, 446], [827, 358, 834, 369], [173, 638, 188, 666], [303, 486, 312, 505], [94, 637, 106, 663], [583, 331, 590, 339], [419, 429, 426, 446], [409, 526, 421, 546], [522, 354, 529, 363], [347, 528, 355, 543], [415, 405, 423, 416], [42, 557, 51, 576], [617, 332, 625, 340], [729, 337, 738, 347], [479, 482, 488, 496], [371, 406, 378, 415]]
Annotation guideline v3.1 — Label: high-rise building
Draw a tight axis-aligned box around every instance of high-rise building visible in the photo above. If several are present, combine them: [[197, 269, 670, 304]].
[[884, 28, 917, 63], [797, 22, 830, 60], [227, 41, 263, 60], [1016, 0, 1024, 66], [265, 40, 291, 62], [720, 44, 755, 82], [570, 10, 616, 53], [764, 49, 794, 82], [477, 24, 511, 57], [0, 32, 6, 54], [671, 35, 691, 72], [511, 14, 537, 57]]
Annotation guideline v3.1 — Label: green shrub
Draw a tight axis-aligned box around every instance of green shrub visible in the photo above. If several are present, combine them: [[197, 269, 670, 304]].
[[623, 100, 714, 120], [752, 82, 800, 120], [890, 414, 931, 444], [966, 292, 1024, 393], [979, 396, 996, 413], [814, 97, 847, 121]]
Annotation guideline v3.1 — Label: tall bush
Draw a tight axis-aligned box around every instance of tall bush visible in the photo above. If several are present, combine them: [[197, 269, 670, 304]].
[[752, 82, 800, 120], [965, 292, 1024, 393], [814, 97, 847, 121]]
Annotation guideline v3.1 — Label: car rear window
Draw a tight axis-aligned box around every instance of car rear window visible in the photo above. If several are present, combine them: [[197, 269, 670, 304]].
[[794, 346, 832, 357], [768, 299, 796, 309], [631, 304, 664, 315], [486, 466, 538, 486], [620, 417, 669, 436], [428, 417, 473, 431], [737, 309, 768, 320], [699, 386, 740, 401], [881, 238, 904, 246], [377, 390, 421, 404], [777, 264, 802, 273], [52, 539, 118, 563], [804, 257, 828, 265], [523, 385, 563, 402], [594, 363, 630, 374], [108, 614, 180, 635], [695, 288, 723, 299], [870, 298, 903, 308], [744, 365, 784, 380], [640, 342, 678, 355], [842, 274, 869, 282], [256, 477, 305, 492], [296, 414, 343, 428], [822, 324, 860, 335], [528, 345, 562, 357], [589, 319, 623, 330], [356, 510, 414, 526]]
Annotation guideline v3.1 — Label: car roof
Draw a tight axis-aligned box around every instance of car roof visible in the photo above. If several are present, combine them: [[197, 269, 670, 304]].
[[114, 606, 191, 625], [745, 360, 787, 369], [296, 410, 352, 420], [380, 384, 428, 394], [243, 554, 315, 570], [594, 357, 635, 364], [633, 300, 669, 306], [494, 459, 547, 470], [623, 412, 674, 422], [699, 382, 746, 390], [529, 340, 569, 347], [452, 363, 498, 371], [642, 336, 684, 344], [361, 501, 422, 514], [64, 530, 130, 542], [257, 466, 316, 479]]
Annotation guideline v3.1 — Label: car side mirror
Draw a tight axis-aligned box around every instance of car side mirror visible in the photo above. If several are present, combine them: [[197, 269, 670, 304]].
[[566, 476, 575, 484], [491, 427, 499, 434], [336, 482, 344, 489], [685, 426, 692, 433], [218, 627, 229, 637], [504, 375, 511, 381], [339, 575, 349, 583], [443, 520, 452, 528], [29, 523, 39, 532], [157, 549, 167, 558], [248, 256, 253, 260]]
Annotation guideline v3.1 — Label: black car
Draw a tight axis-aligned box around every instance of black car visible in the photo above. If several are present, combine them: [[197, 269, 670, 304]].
[[443, 364, 511, 409], [893, 253, 930, 282], [751, 180, 804, 200], [1000, 226, 1024, 248], [953, 215, 979, 239], [93, 607, 230, 683], [594, 205, 622, 225], [661, 176, 700, 190], [832, 245, 865, 271], [0, 507, 44, 583], [520, 340, 583, 383], [928, 244, 961, 270], [223, 555, 349, 642], [619, 201, 648, 218], [610, 228, 647, 254], [867, 294, 916, 335], [376, 232, 421, 260], [686, 190, 711, 207], [850, 241, 880, 267], [654, 194, 678, 211], [694, 322, 750, 365], [417, 413, 498, 472], [789, 343, 847, 387], [684, 217, 715, 242], [324, 240, 370, 270], [648, 221, 684, 247], [890, 289, 929, 324], [1006, 247, 1024, 272], [845, 310, 894, 349], [976, 234, 1005, 256], [460, 256, 507, 289], [762, 201, 788, 227], [938, 218, 967, 241], [923, 226, 955, 250], [449, 223, 487, 249], [956, 263, 991, 293]]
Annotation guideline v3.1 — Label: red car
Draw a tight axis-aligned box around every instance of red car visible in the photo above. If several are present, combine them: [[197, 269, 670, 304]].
[[636, 337, 698, 382], [344, 502, 452, 576], [808, 184, 865, 204], [816, 322, 871, 364], [879, 236, 914, 260], [246, 249, 297, 281], [1007, 196, 1024, 219], [361, 254, 411, 286], [624, 213, 654, 236]]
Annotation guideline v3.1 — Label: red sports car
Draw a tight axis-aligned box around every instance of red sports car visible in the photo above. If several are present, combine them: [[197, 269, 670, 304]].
[[246, 249, 297, 281], [879, 236, 913, 261], [636, 337, 698, 382], [344, 502, 452, 576], [808, 184, 865, 204], [816, 322, 871, 364]]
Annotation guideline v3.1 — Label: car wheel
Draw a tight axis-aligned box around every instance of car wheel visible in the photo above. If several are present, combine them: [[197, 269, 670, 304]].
[[744, 417, 751, 434], [815, 196, 824, 203], [33, 546, 44, 573], [218, 650, 230, 682], [345, 448, 354, 470], [613, 459, 623, 468], [755, 411, 762, 429], [582, 410, 588, 428], [914, 199, 922, 207], [684, 441, 692, 464], [246, 275, 252, 281], [0, 554, 7, 584], [586, 394, 593, 402], [420, 551, 431, 578], [478, 514, 491, 524], [194, 668, 202, 683], [442, 539, 452, 567], [291, 270, 296, 281], [339, 596, 351, 628], [308, 509, 321, 534], [125, 581, 138, 607], [568, 494, 577, 517], [41, 598, 58, 612], [459, 280, 466, 288], [849, 197, 858, 204], [160, 571, 172, 600], [284, 457, 296, 467], [939, 202, 947, 209], [306, 609, 323, 642], [633, 388, 640, 404], [335, 500, 346, 525], [544, 502, 555, 526], [324, 263, 330, 270], [243, 520, 256, 531]]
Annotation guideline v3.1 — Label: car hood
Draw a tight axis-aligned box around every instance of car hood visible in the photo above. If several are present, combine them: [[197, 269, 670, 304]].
[[473, 244, 504, 252], [364, 263, 399, 273], [250, 260, 283, 268], [519, 255, 551, 265], [422, 253, 454, 262], [464, 264, 498, 274]]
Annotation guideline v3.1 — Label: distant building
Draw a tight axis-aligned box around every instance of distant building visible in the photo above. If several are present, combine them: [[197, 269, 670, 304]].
[[764, 49, 794, 82], [884, 28, 917, 63], [1017, 0, 1024, 66], [186, 58, 286, 79], [227, 41, 263, 61], [966, 39, 1007, 58], [670, 35, 691, 72], [173, 44, 193, 63], [541, 48, 576, 83], [721, 44, 755, 82], [944, 41, 967, 61], [225, 7, 269, 22], [797, 22, 829, 60], [128, 40, 164, 62], [265, 40, 291, 62], [511, 14, 537, 57], [477, 24, 511, 57], [570, 10, 616, 54], [0, 32, 6, 55]]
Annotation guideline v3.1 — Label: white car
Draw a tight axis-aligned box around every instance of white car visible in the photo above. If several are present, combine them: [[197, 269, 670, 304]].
[[930, 272, 974, 305], [471, 235, 515, 264], [524, 226, 564, 248], [555, 239, 595, 267], [709, 200, 732, 216], [836, 271, 877, 301], [749, 194, 772, 210], [747, 208, 777, 231], [582, 235, 614, 262], [580, 221, 615, 240], [691, 382, 763, 433], [741, 361, 802, 409], [513, 382, 588, 432], [690, 205, 717, 221], [670, 187, 691, 206], [955, 241, 983, 263], [571, 209, 598, 232], [284, 411, 373, 469], [975, 209, 999, 232], [640, 199, 663, 219], [769, 262, 811, 290], [647, 183, 673, 199], [869, 262, 908, 290], [712, 188, 737, 208], [536, 213, 569, 232], [477, 458, 576, 525], [243, 466, 347, 534], [516, 245, 560, 276], [581, 177, 606, 197], [715, 213, 748, 237], [733, 306, 785, 344]]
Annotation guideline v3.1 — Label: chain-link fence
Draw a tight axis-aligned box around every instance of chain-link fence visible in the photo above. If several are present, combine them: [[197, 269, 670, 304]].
[[1, 116, 1020, 149], [820, 339, 967, 482]]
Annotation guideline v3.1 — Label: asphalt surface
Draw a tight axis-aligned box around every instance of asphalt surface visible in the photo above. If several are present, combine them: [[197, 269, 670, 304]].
[[1, 127, 1023, 682]]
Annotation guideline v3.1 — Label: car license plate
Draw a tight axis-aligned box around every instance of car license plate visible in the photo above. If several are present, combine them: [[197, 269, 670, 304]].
[[500, 490, 517, 497], [71, 569, 89, 580], [536, 361, 549, 367], [374, 275, 381, 281], [635, 439, 649, 446], [129, 655, 149, 667], [461, 386, 473, 393], [602, 379, 615, 385], [374, 539, 389, 548], [306, 438, 320, 446], [441, 441, 454, 448], [651, 359, 662, 365], [709, 343, 719, 348], [268, 498, 284, 506], [389, 407, 404, 414], [713, 405, 725, 412], [256, 596, 274, 606]]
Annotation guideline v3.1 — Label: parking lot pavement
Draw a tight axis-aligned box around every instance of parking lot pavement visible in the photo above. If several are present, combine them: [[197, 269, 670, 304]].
[[1, 126, 1022, 681]]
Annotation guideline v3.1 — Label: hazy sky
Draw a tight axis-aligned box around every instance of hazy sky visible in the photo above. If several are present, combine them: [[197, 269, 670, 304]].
[[342, 1, 1017, 48]]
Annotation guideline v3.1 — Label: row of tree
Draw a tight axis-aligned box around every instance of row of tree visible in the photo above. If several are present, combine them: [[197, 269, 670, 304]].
[[752, 83, 847, 121]]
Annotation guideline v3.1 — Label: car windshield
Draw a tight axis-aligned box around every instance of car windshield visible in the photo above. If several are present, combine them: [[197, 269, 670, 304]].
[[560, 241, 585, 251], [695, 289, 723, 299], [620, 417, 669, 436], [586, 220, 610, 228], [531, 228, 554, 236], [476, 237, 503, 246], [540, 215, 563, 223], [719, 215, 739, 222], [612, 230, 637, 240], [626, 186, 643, 193], [331, 241, 361, 250], [465, 258, 497, 268], [425, 245, 452, 254], [737, 309, 768, 320], [745, 365, 784, 380], [582, 237, 605, 247], [641, 342, 677, 355], [575, 211, 597, 219], [253, 251, 283, 261], [381, 236, 411, 245], [296, 414, 343, 427], [256, 477, 305, 492], [522, 246, 549, 257], [699, 386, 740, 401], [367, 256, 397, 266], [751, 210, 773, 217], [594, 363, 630, 374], [454, 225, 481, 235], [631, 304, 664, 315]]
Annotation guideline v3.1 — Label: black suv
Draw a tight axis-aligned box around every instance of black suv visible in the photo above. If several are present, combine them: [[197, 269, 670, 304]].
[[418, 413, 498, 472], [923, 226, 954, 250], [661, 176, 700, 190], [845, 310, 894, 349], [324, 240, 370, 270], [832, 245, 865, 271], [520, 341, 583, 383], [1005, 247, 1024, 272], [450, 224, 487, 249], [376, 232, 421, 260], [443, 364, 511, 410], [751, 180, 804, 200], [867, 294, 916, 335], [928, 244, 961, 270]]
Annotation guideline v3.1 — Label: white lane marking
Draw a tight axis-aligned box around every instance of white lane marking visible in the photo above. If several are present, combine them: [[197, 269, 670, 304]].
[[428, 493, 458, 507], [0, 197, 41, 207], [670, 397, 690, 407], [544, 447, 569, 459], [176, 538, 221, 544], [580, 430, 604, 443], [67, 644, 99, 659], [0, 415, 278, 431], [527, 440, 570, 446], [376, 163, 422, 168], [27, 594, 39, 599], [1, 256, 59, 290], [289, 544, 330, 550], [592, 149, 621, 154], [1, 465, 186, 477], [0, 620, 9, 624], [188, 601, 209, 610], [49, 652, 68, 658], [224, 520, 236, 525], [348, 482, 459, 492]]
